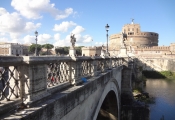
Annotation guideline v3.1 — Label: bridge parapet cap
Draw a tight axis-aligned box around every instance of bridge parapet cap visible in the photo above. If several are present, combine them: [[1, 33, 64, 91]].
[[0, 56, 23, 66]]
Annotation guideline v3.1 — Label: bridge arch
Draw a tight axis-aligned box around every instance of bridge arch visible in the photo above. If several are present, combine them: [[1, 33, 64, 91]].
[[93, 78, 120, 120]]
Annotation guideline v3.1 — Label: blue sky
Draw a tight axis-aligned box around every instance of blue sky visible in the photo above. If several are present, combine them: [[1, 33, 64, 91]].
[[0, 0, 174, 47]]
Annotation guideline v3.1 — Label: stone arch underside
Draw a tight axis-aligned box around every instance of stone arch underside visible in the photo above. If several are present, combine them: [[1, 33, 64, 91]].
[[93, 79, 120, 120]]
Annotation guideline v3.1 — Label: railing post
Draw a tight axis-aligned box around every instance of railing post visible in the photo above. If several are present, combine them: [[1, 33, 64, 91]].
[[69, 61, 76, 85], [19, 57, 50, 106], [87, 60, 92, 76], [91, 57, 98, 76], [109, 57, 112, 69]]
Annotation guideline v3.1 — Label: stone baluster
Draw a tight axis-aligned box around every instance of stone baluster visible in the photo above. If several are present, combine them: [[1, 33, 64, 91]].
[[69, 60, 81, 85], [87, 60, 92, 76], [91, 57, 98, 76], [19, 56, 50, 106], [108, 57, 112, 69], [10, 66, 20, 100], [68, 61, 75, 85]]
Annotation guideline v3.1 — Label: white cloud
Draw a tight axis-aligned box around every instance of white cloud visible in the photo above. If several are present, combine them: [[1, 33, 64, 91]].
[[0, 32, 5, 36], [55, 8, 73, 20], [54, 40, 70, 47], [38, 34, 52, 44], [53, 34, 70, 47], [0, 11, 25, 33], [53, 25, 93, 47], [54, 33, 60, 41], [0, 37, 9, 42], [82, 35, 93, 43], [0, 8, 7, 15], [0, 7, 41, 41], [23, 34, 52, 44], [72, 26, 85, 34], [53, 21, 76, 32], [95, 42, 105, 46], [25, 22, 41, 32], [11, 0, 74, 20], [23, 35, 35, 44]]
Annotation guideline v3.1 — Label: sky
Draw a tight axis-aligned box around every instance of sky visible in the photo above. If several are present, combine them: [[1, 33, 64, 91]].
[[0, 0, 175, 47]]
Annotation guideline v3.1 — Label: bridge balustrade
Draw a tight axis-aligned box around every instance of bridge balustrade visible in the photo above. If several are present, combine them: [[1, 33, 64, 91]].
[[0, 55, 124, 116]]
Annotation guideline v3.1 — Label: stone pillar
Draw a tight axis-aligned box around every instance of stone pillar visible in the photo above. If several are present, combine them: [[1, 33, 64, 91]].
[[121, 66, 133, 105], [118, 47, 128, 57], [69, 48, 76, 57], [7, 66, 20, 98], [18, 59, 50, 106], [69, 60, 81, 85], [87, 60, 92, 76], [91, 57, 98, 76]]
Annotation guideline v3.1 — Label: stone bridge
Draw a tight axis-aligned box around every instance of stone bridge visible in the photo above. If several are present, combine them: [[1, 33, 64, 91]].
[[0, 55, 134, 120]]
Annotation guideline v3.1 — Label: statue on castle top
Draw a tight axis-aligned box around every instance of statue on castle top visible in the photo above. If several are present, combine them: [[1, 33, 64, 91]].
[[131, 18, 134, 22], [131, 18, 134, 24], [70, 33, 76, 49]]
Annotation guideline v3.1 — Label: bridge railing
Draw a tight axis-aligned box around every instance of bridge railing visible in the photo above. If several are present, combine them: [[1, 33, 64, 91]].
[[0, 56, 25, 115], [0, 55, 124, 115]]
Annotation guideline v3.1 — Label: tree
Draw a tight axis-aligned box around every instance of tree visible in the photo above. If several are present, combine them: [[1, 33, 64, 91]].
[[42, 44, 54, 55], [55, 47, 69, 55], [29, 44, 42, 54], [75, 46, 83, 55], [55, 46, 84, 56]]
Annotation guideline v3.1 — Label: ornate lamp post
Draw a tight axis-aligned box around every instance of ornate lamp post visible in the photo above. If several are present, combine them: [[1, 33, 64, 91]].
[[34, 31, 38, 56], [105, 24, 110, 54]]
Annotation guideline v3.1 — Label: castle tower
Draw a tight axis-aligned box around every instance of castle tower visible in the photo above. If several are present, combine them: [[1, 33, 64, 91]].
[[109, 20, 159, 51]]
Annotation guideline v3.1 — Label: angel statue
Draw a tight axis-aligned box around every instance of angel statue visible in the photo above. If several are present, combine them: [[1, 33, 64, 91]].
[[120, 32, 127, 48], [70, 33, 76, 48]]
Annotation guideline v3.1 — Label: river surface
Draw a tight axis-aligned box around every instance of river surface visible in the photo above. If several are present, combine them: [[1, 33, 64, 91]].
[[144, 79, 175, 120]]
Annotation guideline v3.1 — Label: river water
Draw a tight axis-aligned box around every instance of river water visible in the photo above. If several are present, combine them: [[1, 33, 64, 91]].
[[144, 79, 175, 120]]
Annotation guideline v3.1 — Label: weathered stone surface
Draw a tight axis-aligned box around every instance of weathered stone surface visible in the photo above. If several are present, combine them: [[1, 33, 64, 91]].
[[2, 66, 124, 120]]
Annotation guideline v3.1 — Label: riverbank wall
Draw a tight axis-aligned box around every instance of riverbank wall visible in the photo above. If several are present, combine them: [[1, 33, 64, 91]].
[[136, 56, 175, 72]]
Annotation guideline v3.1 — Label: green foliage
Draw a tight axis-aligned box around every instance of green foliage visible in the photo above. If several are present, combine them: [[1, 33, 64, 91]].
[[161, 71, 173, 76], [142, 70, 166, 79], [42, 44, 54, 55], [133, 88, 155, 104], [29, 44, 42, 53], [55, 46, 84, 55], [75, 46, 83, 55], [55, 47, 69, 55], [142, 70, 175, 80], [139, 66, 143, 71], [42, 44, 54, 49]]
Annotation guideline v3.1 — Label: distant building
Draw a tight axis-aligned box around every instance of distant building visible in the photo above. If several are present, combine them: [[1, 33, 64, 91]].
[[82, 21, 175, 56], [82, 46, 101, 56], [109, 20, 159, 50], [0, 43, 29, 56]]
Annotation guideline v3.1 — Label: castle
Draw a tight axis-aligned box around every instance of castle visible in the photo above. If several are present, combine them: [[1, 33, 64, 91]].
[[82, 20, 175, 56], [109, 19, 158, 49]]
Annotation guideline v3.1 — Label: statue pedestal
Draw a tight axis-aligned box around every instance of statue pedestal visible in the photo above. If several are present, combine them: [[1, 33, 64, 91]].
[[118, 47, 128, 57], [69, 48, 76, 56], [100, 50, 106, 56], [100, 50, 110, 57], [128, 52, 135, 57]]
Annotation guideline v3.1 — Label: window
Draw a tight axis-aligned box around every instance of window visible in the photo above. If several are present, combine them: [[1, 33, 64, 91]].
[[132, 28, 134, 31], [128, 32, 134, 35], [128, 28, 130, 31]]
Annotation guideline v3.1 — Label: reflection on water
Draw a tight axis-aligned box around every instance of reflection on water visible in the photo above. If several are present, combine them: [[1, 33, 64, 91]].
[[144, 79, 175, 120]]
